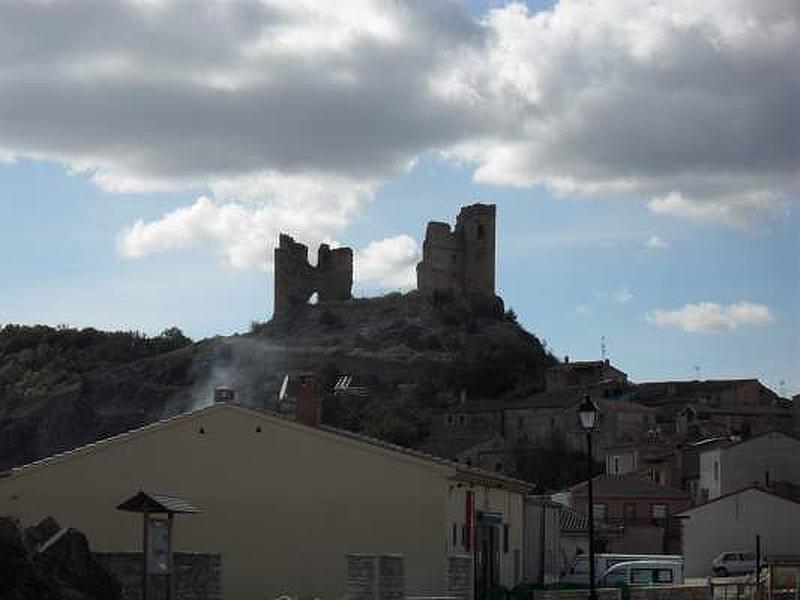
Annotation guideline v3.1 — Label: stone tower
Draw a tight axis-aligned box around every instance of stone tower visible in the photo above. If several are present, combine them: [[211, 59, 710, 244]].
[[273, 234, 353, 318], [416, 203, 496, 299]]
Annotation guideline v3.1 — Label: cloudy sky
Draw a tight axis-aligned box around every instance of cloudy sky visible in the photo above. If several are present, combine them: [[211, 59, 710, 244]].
[[0, 0, 798, 394]]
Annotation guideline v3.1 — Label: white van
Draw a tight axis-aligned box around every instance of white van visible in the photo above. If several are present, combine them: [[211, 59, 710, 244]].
[[601, 560, 685, 587], [564, 554, 684, 585]]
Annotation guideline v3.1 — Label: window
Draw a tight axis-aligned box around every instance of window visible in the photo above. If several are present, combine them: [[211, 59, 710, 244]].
[[503, 524, 510, 553], [452, 523, 458, 546], [446, 415, 453, 426], [624, 503, 637, 523], [592, 503, 607, 522], [714, 460, 719, 481], [477, 224, 485, 239], [654, 569, 674, 583], [631, 569, 653, 584], [613, 457, 620, 474], [651, 504, 668, 521], [517, 417, 524, 431], [494, 462, 503, 472], [459, 415, 466, 426]]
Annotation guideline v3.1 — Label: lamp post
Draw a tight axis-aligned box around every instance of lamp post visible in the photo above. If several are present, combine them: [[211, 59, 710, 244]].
[[578, 395, 600, 600]]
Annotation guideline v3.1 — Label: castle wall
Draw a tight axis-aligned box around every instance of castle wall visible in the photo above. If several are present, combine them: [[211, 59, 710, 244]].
[[273, 234, 353, 318]]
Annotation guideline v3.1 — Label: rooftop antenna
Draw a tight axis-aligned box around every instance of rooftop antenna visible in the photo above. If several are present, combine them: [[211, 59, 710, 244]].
[[779, 379, 787, 398], [601, 336, 607, 361], [694, 365, 701, 380]]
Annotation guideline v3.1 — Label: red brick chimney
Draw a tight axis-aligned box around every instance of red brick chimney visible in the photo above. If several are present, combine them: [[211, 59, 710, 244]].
[[294, 373, 323, 427]]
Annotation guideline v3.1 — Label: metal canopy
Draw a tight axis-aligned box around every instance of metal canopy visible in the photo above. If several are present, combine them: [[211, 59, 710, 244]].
[[117, 491, 200, 514]]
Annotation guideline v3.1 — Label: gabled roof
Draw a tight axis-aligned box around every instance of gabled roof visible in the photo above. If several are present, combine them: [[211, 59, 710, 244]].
[[677, 485, 800, 516], [569, 474, 689, 500], [696, 430, 800, 455], [117, 491, 200, 514], [0, 402, 535, 494], [721, 430, 799, 449]]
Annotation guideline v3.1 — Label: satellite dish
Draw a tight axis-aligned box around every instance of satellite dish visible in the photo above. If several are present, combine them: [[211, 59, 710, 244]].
[[278, 374, 289, 401]]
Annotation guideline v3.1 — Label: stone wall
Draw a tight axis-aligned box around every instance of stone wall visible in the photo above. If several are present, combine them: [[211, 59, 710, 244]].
[[346, 554, 405, 600], [530, 589, 621, 600], [95, 552, 221, 600], [629, 585, 710, 600], [417, 203, 496, 301], [447, 554, 474, 600], [273, 233, 353, 318]]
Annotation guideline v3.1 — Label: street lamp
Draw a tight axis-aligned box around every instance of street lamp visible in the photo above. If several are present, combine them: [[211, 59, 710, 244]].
[[578, 395, 599, 600]]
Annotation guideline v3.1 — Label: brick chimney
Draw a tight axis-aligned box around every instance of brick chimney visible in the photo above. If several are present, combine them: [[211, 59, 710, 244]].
[[294, 373, 323, 427]]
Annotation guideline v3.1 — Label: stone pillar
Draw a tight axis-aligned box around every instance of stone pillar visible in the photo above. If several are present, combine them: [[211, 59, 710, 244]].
[[447, 554, 474, 600], [346, 554, 405, 600]]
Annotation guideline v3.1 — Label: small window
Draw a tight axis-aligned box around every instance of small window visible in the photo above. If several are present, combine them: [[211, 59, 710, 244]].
[[613, 457, 620, 474], [654, 569, 674, 583], [593, 503, 607, 522], [452, 522, 458, 546], [446, 415, 454, 425], [459, 415, 466, 426], [517, 417, 524, 430], [503, 524, 510, 553], [714, 461, 719, 481], [624, 503, 637, 523], [494, 462, 503, 472], [651, 504, 668, 521], [477, 224, 485, 239], [461, 524, 467, 547], [631, 569, 652, 584]]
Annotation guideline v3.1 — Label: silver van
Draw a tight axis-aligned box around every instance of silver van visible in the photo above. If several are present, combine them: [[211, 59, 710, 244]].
[[601, 560, 685, 587], [565, 554, 683, 585]]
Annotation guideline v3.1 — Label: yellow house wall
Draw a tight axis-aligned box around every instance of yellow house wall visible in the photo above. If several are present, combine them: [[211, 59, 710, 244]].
[[0, 405, 467, 600]]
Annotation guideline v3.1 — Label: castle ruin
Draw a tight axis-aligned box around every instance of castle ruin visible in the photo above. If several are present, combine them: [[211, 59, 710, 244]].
[[272, 202, 496, 319], [273, 234, 353, 318], [416, 203, 496, 300]]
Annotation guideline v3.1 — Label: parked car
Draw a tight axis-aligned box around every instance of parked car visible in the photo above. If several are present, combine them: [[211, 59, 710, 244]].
[[712, 551, 757, 577], [601, 560, 685, 587], [564, 554, 684, 585]]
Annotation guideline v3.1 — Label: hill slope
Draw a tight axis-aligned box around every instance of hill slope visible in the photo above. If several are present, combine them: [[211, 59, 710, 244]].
[[0, 292, 555, 469]]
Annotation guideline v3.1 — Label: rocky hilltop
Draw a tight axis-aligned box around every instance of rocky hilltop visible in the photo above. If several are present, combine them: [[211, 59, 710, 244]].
[[0, 292, 555, 470]]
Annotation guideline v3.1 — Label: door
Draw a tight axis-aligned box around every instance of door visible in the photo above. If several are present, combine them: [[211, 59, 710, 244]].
[[475, 524, 500, 600]]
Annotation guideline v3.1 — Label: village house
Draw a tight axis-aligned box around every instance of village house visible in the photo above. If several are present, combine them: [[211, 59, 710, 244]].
[[567, 474, 690, 555], [678, 486, 800, 577], [424, 382, 654, 480], [545, 358, 628, 391], [697, 430, 800, 502], [0, 388, 533, 600]]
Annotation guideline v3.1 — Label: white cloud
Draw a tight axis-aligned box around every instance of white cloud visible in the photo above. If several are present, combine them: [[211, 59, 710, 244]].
[[355, 234, 421, 290], [645, 236, 670, 250], [118, 173, 374, 269], [646, 301, 775, 333], [647, 191, 788, 230], [447, 0, 799, 224], [0, 0, 796, 266], [613, 287, 634, 304]]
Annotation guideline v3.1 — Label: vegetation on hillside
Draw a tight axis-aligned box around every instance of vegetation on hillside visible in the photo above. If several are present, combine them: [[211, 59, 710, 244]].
[[0, 293, 558, 472]]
